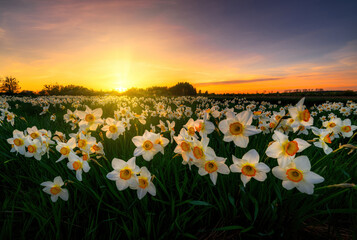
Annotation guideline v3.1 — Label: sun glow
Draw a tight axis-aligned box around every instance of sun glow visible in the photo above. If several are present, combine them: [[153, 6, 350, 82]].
[[115, 87, 128, 93]]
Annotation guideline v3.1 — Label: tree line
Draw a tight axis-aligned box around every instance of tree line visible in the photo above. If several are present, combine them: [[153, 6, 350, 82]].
[[0, 76, 198, 96]]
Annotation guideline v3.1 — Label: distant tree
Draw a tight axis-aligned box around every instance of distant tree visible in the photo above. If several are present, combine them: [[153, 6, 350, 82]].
[[0, 76, 21, 95], [169, 82, 197, 96]]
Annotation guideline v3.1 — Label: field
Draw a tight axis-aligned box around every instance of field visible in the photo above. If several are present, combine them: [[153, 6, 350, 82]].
[[1, 95, 356, 239]]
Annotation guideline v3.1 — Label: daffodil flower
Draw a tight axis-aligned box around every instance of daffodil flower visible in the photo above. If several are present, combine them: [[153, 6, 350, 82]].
[[266, 130, 311, 166], [41, 176, 69, 202], [272, 156, 324, 194], [106, 157, 140, 191], [230, 149, 270, 187], [134, 167, 156, 200], [218, 110, 261, 148]]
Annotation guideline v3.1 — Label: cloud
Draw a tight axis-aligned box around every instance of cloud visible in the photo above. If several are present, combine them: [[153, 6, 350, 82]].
[[195, 77, 284, 86], [0, 27, 5, 39]]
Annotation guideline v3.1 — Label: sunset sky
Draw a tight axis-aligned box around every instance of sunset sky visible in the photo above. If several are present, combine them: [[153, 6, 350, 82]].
[[0, 0, 356, 93]]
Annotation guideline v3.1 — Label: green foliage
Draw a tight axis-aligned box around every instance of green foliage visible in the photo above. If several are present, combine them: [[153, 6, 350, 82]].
[[0, 98, 356, 239]]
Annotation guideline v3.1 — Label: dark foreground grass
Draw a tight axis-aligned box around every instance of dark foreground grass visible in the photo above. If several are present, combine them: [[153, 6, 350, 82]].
[[1, 99, 357, 239]]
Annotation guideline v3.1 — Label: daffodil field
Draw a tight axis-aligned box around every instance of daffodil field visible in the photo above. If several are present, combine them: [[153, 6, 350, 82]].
[[1, 96, 356, 239]]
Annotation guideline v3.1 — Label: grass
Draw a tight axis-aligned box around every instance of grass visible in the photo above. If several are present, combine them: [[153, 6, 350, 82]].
[[1, 96, 357, 239]]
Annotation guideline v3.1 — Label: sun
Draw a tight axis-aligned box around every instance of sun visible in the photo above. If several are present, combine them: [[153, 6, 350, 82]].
[[115, 87, 128, 93]]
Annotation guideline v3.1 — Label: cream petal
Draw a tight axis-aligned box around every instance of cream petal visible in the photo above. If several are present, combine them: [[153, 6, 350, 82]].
[[296, 181, 314, 195], [272, 166, 286, 180], [294, 138, 311, 152], [218, 119, 229, 134], [255, 162, 270, 173], [116, 179, 129, 191], [244, 125, 261, 137], [112, 158, 125, 169], [282, 180, 296, 190], [233, 135, 249, 148], [266, 142, 282, 158], [106, 171, 119, 181], [294, 156, 311, 171], [303, 172, 324, 184], [253, 172, 267, 182], [217, 164, 230, 174], [210, 172, 218, 185], [59, 189, 69, 201], [240, 174, 251, 187]]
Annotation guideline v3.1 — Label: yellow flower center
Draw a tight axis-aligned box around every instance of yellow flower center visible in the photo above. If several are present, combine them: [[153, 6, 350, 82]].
[[143, 140, 154, 150], [82, 153, 89, 161], [260, 126, 266, 131], [109, 125, 117, 133], [204, 161, 218, 173], [229, 122, 243, 135], [85, 114, 95, 122], [299, 109, 310, 122], [275, 115, 282, 121], [254, 111, 262, 115], [92, 145, 101, 151], [119, 168, 132, 180], [30, 132, 39, 139], [328, 122, 336, 128], [342, 126, 351, 133], [323, 134, 331, 144], [78, 139, 87, 149], [73, 161, 82, 170], [14, 138, 24, 146], [60, 147, 70, 156], [7, 115, 13, 120], [285, 141, 299, 156], [181, 142, 190, 152], [50, 185, 61, 195], [138, 177, 149, 189], [28, 145, 36, 153], [269, 122, 276, 128], [193, 146, 204, 159], [188, 127, 195, 136], [242, 164, 256, 177], [286, 168, 303, 182]]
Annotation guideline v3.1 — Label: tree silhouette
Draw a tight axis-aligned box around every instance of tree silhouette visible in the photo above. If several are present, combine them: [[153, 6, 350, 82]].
[[169, 82, 197, 96], [0, 76, 21, 95]]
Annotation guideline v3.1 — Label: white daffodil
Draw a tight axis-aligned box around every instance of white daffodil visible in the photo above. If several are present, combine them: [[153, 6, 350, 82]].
[[272, 156, 324, 195], [197, 155, 230, 185], [24, 138, 44, 160], [132, 130, 163, 161], [184, 118, 198, 138], [195, 112, 215, 138], [77, 132, 96, 154], [7, 130, 27, 155], [218, 110, 261, 148], [106, 157, 140, 191], [311, 127, 333, 155], [77, 106, 104, 131], [322, 118, 342, 140], [288, 98, 314, 131], [55, 138, 76, 162], [190, 136, 216, 163], [26, 126, 42, 140], [266, 130, 311, 166], [339, 119, 356, 138], [174, 128, 193, 163], [134, 167, 156, 200], [67, 154, 90, 181], [230, 149, 270, 187], [101, 118, 125, 140], [41, 176, 69, 202]]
